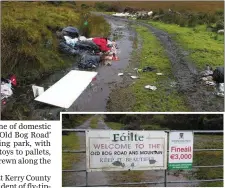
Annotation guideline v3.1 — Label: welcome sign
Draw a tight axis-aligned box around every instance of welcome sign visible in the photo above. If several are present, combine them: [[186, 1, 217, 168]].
[[86, 130, 167, 172]]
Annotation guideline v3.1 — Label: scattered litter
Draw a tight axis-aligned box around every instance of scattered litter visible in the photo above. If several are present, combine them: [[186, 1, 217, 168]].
[[2, 100, 6, 105], [79, 36, 87, 41], [58, 28, 120, 70], [104, 61, 112, 66], [32, 85, 44, 98], [202, 76, 214, 81], [64, 36, 78, 47], [216, 83, 224, 97], [1, 84, 13, 100], [118, 73, 124, 76], [145, 85, 157, 91], [200, 65, 213, 77], [206, 81, 216, 86], [112, 13, 131, 17], [156, 73, 163, 76], [170, 81, 177, 88], [202, 77, 208, 81], [1, 75, 17, 101], [92, 77, 97, 82], [143, 66, 155, 72], [131, 76, 139, 79]]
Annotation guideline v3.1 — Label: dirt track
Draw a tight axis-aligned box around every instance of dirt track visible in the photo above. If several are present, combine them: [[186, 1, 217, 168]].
[[104, 14, 224, 112]]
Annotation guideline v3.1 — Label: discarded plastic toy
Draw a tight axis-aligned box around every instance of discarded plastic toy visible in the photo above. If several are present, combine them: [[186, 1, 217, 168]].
[[145, 85, 157, 91]]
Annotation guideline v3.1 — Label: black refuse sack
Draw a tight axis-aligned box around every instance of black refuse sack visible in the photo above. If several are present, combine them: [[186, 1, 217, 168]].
[[75, 41, 100, 54], [62, 27, 79, 38], [213, 66, 224, 83], [78, 54, 101, 69], [58, 41, 80, 56]]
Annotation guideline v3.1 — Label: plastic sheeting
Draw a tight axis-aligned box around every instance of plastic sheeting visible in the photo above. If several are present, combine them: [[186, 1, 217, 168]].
[[35, 70, 97, 108]]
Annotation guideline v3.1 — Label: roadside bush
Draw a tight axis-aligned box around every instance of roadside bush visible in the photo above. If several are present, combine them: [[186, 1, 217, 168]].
[[158, 8, 164, 15], [188, 14, 198, 27], [81, 4, 89, 9], [215, 20, 224, 30], [215, 9, 224, 16], [94, 2, 110, 11], [155, 11, 222, 30]]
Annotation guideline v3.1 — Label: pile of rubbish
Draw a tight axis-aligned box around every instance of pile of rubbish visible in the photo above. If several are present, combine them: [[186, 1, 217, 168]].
[[1, 75, 17, 105], [200, 65, 224, 97], [58, 26, 119, 69]]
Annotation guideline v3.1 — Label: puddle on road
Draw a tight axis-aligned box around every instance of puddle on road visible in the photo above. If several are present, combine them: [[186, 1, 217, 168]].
[[68, 16, 135, 112]]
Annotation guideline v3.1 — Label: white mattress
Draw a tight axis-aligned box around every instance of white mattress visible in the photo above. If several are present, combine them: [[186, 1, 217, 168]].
[[35, 70, 97, 108]]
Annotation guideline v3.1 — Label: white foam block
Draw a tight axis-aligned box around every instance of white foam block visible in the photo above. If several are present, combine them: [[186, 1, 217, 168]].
[[35, 70, 97, 108], [32, 85, 44, 98]]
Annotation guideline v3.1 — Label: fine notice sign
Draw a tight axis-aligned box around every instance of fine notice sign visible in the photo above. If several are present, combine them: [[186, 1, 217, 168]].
[[168, 131, 194, 170], [86, 130, 167, 172]]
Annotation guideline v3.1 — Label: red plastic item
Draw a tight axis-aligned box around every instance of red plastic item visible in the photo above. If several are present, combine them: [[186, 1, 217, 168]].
[[92, 77, 97, 82], [112, 56, 119, 61], [10, 75, 17, 86], [92, 38, 111, 52], [2, 100, 6, 105]]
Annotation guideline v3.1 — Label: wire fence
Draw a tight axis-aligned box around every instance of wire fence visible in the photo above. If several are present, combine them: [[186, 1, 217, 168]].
[[62, 129, 223, 187]]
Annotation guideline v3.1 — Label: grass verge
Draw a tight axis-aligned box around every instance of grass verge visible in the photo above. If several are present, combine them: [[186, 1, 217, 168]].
[[140, 124, 168, 130], [90, 116, 99, 129], [62, 133, 80, 170], [2, 2, 110, 85], [106, 122, 124, 130], [62, 132, 81, 186], [131, 26, 189, 111], [193, 134, 223, 187], [147, 21, 224, 69]]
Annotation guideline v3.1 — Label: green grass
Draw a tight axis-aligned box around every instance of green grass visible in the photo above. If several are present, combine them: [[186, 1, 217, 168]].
[[148, 21, 224, 69], [62, 133, 80, 170], [140, 124, 168, 130], [90, 116, 99, 129], [75, 115, 92, 126], [193, 134, 223, 187], [106, 122, 124, 130], [2, 2, 110, 85], [131, 26, 189, 112]]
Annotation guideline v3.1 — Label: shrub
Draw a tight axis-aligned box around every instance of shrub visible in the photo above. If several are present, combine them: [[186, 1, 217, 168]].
[[188, 14, 198, 27], [215, 20, 224, 30], [94, 2, 110, 11]]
